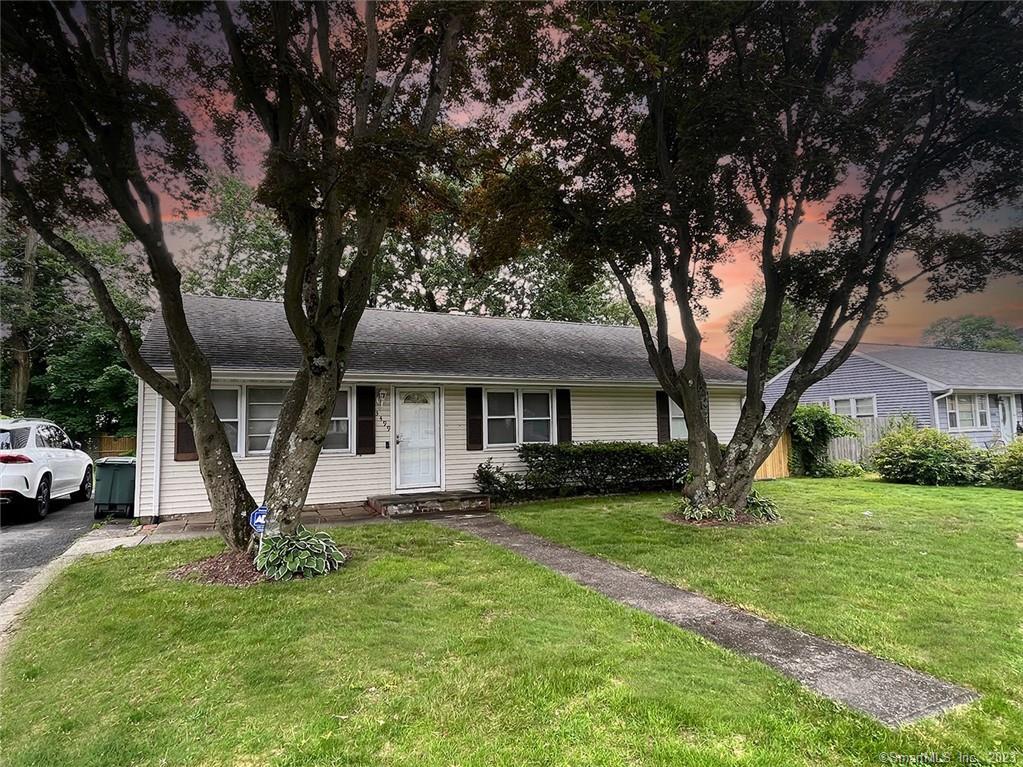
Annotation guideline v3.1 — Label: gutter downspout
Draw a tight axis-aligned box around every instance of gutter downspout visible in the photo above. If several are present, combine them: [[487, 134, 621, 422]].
[[132, 379, 144, 519], [933, 388, 954, 431], [152, 395, 163, 521]]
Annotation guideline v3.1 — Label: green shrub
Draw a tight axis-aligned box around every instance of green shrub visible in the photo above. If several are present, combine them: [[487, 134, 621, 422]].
[[816, 459, 865, 478], [255, 526, 347, 580], [788, 404, 858, 476], [674, 488, 779, 524], [519, 440, 689, 495], [676, 498, 736, 523], [991, 440, 1023, 489], [475, 440, 690, 501], [744, 488, 781, 521], [473, 458, 526, 502], [872, 427, 990, 486]]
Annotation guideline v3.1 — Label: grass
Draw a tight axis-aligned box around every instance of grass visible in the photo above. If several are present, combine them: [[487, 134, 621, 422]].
[[0, 479, 1019, 765], [502, 478, 1023, 757]]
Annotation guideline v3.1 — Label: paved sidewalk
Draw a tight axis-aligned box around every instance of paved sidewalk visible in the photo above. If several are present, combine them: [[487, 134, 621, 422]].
[[433, 514, 978, 728]]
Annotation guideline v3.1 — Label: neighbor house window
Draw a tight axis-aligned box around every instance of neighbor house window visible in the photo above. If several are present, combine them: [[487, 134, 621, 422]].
[[323, 389, 352, 451], [668, 398, 688, 439], [947, 396, 959, 429], [246, 386, 287, 453], [485, 390, 517, 446], [947, 394, 989, 431], [212, 389, 240, 452], [521, 391, 552, 443], [955, 395, 976, 429], [831, 396, 876, 419]]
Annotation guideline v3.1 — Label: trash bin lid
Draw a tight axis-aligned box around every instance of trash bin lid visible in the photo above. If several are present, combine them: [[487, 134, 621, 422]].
[[96, 456, 137, 465]]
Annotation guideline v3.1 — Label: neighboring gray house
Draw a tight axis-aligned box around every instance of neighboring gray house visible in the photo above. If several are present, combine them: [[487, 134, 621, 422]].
[[764, 343, 1023, 447]]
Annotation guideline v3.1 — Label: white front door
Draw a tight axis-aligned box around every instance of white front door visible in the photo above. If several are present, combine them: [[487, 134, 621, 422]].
[[396, 388, 440, 489], [997, 395, 1014, 442]]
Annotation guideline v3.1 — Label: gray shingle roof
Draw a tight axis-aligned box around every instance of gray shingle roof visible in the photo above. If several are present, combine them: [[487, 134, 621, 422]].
[[856, 342, 1023, 389], [139, 295, 747, 385]]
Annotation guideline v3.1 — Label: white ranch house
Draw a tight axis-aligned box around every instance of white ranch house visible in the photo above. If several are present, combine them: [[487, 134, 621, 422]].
[[134, 295, 751, 520]]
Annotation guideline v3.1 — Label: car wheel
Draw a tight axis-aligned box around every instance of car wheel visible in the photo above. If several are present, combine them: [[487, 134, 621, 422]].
[[71, 466, 94, 502], [31, 475, 51, 520]]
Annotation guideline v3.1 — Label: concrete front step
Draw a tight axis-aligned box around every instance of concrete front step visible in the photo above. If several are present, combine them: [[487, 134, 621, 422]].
[[368, 491, 491, 518]]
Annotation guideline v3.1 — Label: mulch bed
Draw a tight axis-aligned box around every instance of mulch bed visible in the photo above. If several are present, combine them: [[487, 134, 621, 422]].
[[170, 550, 267, 587], [662, 512, 775, 528]]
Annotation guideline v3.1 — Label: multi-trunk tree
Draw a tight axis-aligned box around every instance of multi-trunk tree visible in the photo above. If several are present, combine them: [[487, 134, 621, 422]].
[[483, 2, 1022, 512], [2, 1, 539, 547]]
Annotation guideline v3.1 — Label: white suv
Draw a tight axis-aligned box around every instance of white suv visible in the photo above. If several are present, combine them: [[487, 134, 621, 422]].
[[0, 419, 94, 520]]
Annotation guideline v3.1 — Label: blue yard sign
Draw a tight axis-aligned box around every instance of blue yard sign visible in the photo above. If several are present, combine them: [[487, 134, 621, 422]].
[[249, 505, 268, 533]]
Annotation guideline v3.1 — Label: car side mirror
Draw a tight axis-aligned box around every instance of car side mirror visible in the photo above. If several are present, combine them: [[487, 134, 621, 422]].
[[74, 441, 82, 450]]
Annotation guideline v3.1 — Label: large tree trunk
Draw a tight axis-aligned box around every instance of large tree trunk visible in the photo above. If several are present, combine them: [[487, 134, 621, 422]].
[[683, 412, 787, 512], [186, 392, 257, 549], [7, 229, 39, 413], [261, 363, 341, 535], [7, 336, 31, 415]]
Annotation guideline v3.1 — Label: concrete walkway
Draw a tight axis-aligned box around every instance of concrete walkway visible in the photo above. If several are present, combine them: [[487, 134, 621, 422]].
[[433, 514, 977, 728]]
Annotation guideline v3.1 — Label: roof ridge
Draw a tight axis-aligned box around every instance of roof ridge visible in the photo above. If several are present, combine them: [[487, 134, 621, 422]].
[[181, 292, 643, 333], [856, 340, 1023, 356]]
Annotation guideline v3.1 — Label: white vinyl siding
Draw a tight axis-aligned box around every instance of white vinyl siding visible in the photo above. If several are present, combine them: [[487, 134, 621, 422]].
[[136, 382, 391, 517], [137, 381, 746, 516]]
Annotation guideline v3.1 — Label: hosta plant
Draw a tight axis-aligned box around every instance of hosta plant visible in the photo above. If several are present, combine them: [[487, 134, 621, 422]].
[[255, 526, 346, 580]]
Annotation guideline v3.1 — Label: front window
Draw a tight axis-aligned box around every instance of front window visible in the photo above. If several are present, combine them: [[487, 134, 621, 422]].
[[486, 390, 517, 446], [831, 396, 875, 419], [668, 398, 688, 439], [324, 390, 351, 451], [246, 386, 287, 453], [212, 389, 240, 452], [521, 392, 552, 443], [483, 389, 555, 446], [947, 397, 959, 429]]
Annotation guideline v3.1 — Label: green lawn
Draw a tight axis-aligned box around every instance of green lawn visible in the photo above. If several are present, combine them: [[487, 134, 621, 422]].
[[503, 478, 1023, 756], [1, 480, 1020, 766]]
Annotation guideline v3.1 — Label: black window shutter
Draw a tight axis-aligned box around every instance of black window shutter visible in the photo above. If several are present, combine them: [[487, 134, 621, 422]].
[[466, 387, 484, 450], [355, 386, 376, 455], [556, 388, 572, 444], [655, 391, 671, 444], [174, 409, 198, 461]]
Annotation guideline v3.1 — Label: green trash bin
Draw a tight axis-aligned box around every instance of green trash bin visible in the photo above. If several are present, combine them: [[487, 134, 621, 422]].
[[94, 456, 137, 518]]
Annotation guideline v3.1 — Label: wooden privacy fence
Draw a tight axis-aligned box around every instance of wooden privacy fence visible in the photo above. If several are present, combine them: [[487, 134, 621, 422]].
[[97, 434, 136, 457], [828, 416, 900, 463], [754, 430, 791, 480]]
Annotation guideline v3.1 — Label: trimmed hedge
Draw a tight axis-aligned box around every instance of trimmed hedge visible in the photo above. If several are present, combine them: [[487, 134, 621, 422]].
[[475, 440, 690, 501], [872, 427, 991, 486]]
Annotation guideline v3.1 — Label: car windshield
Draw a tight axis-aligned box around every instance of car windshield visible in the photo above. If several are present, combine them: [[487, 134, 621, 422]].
[[0, 428, 31, 450]]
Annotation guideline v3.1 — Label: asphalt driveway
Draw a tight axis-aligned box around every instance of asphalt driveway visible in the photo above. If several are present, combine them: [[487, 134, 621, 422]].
[[0, 499, 97, 603]]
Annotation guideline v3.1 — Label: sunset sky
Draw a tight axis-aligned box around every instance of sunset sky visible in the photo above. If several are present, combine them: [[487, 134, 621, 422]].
[[157, 8, 1021, 362]]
